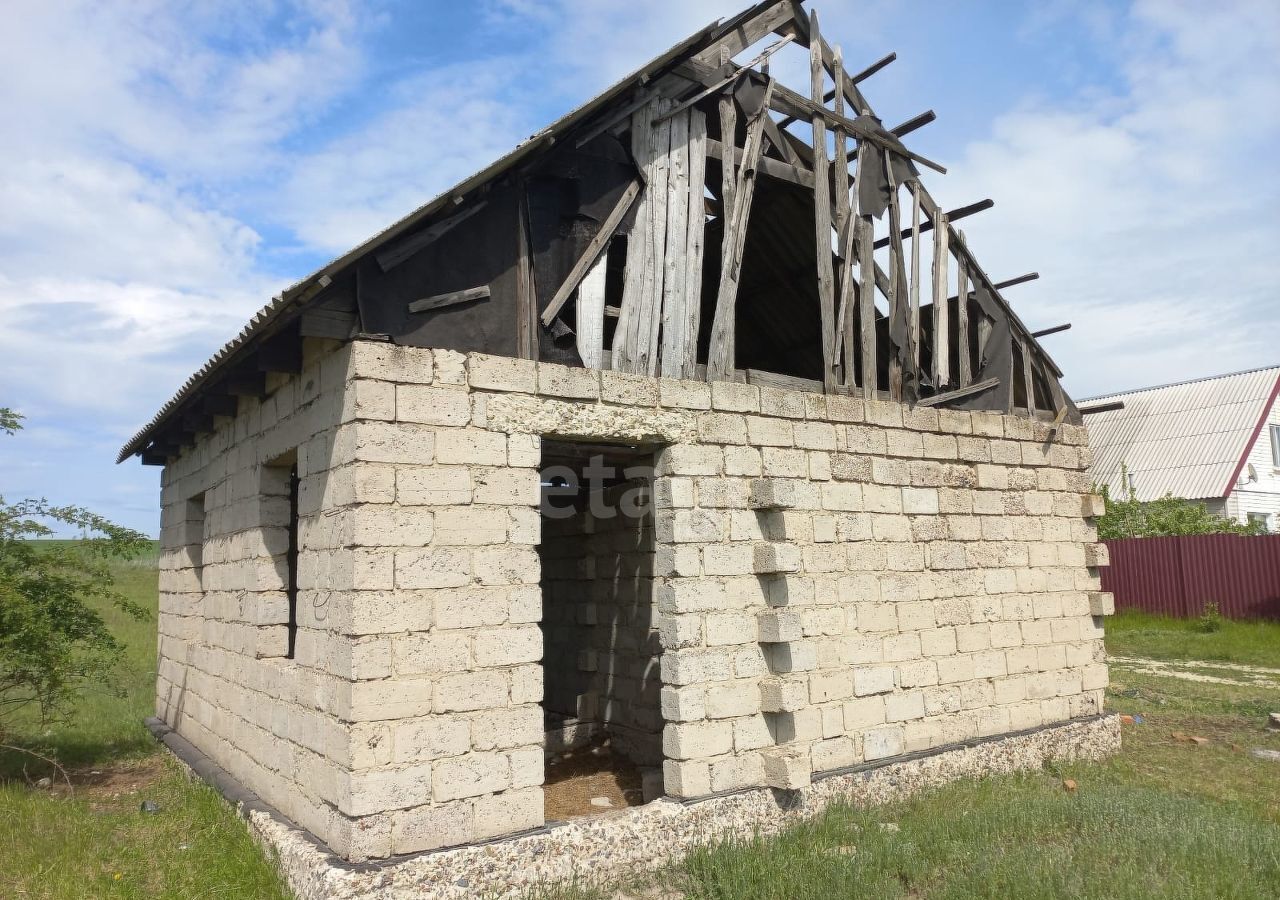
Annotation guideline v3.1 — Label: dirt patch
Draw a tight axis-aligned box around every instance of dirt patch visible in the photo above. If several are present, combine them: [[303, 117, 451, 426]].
[[544, 737, 645, 822], [14, 756, 168, 809]]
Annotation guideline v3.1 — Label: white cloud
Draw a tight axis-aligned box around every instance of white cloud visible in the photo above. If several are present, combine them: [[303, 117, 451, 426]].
[[930, 0, 1280, 398]]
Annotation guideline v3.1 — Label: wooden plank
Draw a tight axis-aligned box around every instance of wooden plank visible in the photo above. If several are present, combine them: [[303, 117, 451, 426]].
[[574, 88, 658, 149], [1032, 323, 1072, 338], [680, 108, 708, 377], [1021, 338, 1036, 413], [930, 209, 950, 389], [718, 93, 738, 218], [746, 368, 823, 393], [375, 201, 488, 271], [707, 78, 775, 380], [916, 377, 998, 407], [768, 82, 948, 174], [540, 180, 641, 326], [656, 35, 795, 127], [408, 285, 491, 314], [831, 45, 851, 242], [956, 251, 971, 387], [659, 109, 692, 378], [576, 252, 609, 369], [809, 10, 836, 391], [706, 139, 813, 188], [694, 0, 797, 66], [885, 158, 905, 401], [515, 187, 537, 359], [858, 213, 876, 397], [613, 97, 672, 375], [890, 109, 935, 137], [299, 308, 356, 339], [909, 182, 922, 393], [874, 198, 992, 250], [848, 51, 897, 84]]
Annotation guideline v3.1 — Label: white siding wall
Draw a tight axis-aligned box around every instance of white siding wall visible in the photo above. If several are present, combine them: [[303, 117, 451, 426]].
[[1226, 394, 1280, 531]]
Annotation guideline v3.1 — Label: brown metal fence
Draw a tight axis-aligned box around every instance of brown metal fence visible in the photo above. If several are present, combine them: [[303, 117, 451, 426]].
[[1100, 534, 1280, 620]]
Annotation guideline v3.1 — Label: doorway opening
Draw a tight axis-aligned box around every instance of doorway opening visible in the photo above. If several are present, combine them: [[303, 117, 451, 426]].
[[537, 438, 664, 820]]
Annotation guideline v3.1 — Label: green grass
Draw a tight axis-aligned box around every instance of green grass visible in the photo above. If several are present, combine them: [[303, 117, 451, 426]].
[[1105, 609, 1280, 668], [0, 557, 291, 899], [538, 624, 1280, 900]]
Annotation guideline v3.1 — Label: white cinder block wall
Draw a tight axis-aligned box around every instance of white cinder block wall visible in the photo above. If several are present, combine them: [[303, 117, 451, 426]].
[[156, 338, 1111, 862]]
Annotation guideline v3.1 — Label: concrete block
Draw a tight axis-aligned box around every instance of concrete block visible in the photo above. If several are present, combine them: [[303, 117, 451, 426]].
[[748, 478, 800, 509], [1088, 591, 1115, 616], [762, 747, 812, 789], [391, 800, 472, 855], [664, 721, 734, 760], [466, 354, 537, 393], [759, 676, 809, 712], [862, 726, 905, 761], [757, 610, 802, 643], [853, 666, 896, 696], [432, 752, 510, 802], [765, 642, 818, 673], [396, 385, 471, 426], [753, 542, 801, 574], [472, 787, 544, 841]]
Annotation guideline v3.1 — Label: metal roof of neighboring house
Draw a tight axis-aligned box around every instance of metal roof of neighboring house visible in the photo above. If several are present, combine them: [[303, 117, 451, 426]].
[[1085, 365, 1280, 502]]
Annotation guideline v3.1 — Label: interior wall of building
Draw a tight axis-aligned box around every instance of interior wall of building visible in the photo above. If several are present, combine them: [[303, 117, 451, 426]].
[[539, 454, 663, 767]]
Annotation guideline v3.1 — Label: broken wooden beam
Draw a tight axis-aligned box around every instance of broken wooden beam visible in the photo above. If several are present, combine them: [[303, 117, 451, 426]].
[[1079, 400, 1124, 415], [916, 377, 999, 407], [375, 201, 488, 272], [809, 9, 837, 391], [874, 199, 992, 249], [768, 82, 948, 174], [408, 285, 491, 314], [890, 110, 935, 137], [654, 34, 795, 126], [540, 180, 641, 326], [707, 78, 775, 380], [1032, 323, 1072, 338], [705, 139, 814, 188]]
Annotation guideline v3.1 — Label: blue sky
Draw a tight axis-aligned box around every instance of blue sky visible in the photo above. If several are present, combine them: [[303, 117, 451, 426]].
[[1, 0, 1277, 536]]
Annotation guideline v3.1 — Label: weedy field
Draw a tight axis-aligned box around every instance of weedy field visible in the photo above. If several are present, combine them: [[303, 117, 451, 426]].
[[1, 559, 1276, 899], [0, 557, 290, 900]]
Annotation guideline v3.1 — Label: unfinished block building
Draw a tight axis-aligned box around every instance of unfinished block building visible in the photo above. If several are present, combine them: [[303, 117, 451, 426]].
[[120, 0, 1114, 867]]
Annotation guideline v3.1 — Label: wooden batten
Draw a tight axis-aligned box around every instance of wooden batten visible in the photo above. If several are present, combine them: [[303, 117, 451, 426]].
[[808, 10, 837, 390], [614, 97, 673, 376], [885, 164, 906, 401], [908, 182, 922, 392], [408, 285, 491, 314], [515, 185, 537, 360], [540, 179, 641, 327], [576, 253, 609, 370], [956, 249, 971, 387], [707, 79, 775, 380], [659, 109, 692, 378], [930, 210, 950, 390]]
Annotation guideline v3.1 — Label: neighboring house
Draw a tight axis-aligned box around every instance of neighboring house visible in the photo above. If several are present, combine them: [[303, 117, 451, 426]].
[[1085, 365, 1280, 531], [115, 0, 1117, 882]]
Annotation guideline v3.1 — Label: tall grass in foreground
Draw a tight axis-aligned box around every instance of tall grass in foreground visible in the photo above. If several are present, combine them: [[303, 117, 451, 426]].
[[0, 556, 291, 899], [678, 780, 1280, 900]]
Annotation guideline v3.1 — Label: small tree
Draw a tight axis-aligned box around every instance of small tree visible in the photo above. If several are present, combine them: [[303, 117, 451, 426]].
[[1095, 464, 1267, 540], [0, 407, 150, 752]]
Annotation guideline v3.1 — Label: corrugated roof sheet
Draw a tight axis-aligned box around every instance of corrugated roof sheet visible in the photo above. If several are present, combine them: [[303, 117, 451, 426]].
[[1085, 365, 1280, 501]]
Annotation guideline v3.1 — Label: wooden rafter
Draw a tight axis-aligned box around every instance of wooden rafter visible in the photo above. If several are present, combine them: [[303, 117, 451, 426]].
[[707, 77, 776, 380]]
